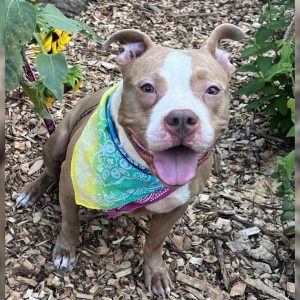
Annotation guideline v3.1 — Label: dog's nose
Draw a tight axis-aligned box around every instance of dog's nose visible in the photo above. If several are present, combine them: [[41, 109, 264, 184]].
[[164, 109, 199, 137]]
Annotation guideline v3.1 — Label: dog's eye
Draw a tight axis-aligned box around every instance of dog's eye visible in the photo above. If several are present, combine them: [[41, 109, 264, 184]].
[[206, 86, 220, 95], [141, 83, 155, 93]]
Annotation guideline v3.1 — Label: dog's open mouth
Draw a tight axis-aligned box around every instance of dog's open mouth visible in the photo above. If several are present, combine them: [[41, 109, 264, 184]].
[[129, 133, 213, 187]]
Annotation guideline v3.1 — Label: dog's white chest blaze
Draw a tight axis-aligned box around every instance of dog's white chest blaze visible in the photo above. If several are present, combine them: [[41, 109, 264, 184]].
[[146, 184, 191, 213]]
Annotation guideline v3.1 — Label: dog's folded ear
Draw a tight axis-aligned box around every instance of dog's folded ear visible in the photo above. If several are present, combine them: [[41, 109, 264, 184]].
[[102, 29, 154, 66], [203, 24, 245, 77]]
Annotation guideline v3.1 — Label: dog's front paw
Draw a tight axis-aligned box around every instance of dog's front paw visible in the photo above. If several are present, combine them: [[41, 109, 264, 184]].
[[144, 260, 173, 299], [16, 182, 41, 208], [52, 242, 76, 270]]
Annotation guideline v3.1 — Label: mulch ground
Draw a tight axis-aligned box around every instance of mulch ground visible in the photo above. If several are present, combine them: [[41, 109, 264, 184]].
[[5, 0, 295, 299]]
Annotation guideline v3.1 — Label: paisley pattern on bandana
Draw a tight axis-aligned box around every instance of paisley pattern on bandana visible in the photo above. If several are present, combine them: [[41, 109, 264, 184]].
[[71, 84, 173, 211]]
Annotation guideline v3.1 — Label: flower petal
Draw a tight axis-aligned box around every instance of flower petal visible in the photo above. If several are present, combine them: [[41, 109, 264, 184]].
[[53, 29, 63, 36], [45, 96, 55, 108], [73, 79, 82, 92], [52, 41, 58, 54]]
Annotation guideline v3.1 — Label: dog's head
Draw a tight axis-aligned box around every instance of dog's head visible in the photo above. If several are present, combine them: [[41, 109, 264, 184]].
[[103, 24, 244, 187]]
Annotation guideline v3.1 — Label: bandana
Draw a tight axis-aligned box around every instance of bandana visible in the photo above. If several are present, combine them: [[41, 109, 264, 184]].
[[71, 84, 176, 217]]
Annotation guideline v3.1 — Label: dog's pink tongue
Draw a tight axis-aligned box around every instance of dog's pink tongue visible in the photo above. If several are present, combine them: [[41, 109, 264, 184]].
[[153, 147, 198, 186]]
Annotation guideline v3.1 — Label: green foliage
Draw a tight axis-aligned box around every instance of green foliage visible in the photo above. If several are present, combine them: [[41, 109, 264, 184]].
[[22, 79, 52, 118], [5, 47, 24, 91], [64, 65, 85, 90], [5, 0, 36, 90], [40, 4, 82, 32], [36, 53, 68, 100], [238, 1, 295, 237], [237, 0, 295, 136], [40, 4, 100, 43], [5, 0, 37, 49], [272, 150, 295, 235], [5, 0, 101, 116]]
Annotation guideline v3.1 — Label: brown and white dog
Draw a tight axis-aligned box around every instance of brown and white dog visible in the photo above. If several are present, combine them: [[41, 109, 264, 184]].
[[16, 24, 244, 298]]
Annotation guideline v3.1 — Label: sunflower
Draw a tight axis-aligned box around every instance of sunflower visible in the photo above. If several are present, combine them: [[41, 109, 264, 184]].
[[73, 79, 82, 92], [45, 96, 55, 108], [36, 29, 72, 54]]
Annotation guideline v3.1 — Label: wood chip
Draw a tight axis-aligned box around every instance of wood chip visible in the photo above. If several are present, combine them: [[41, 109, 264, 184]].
[[89, 285, 99, 294], [230, 281, 246, 297], [21, 259, 35, 271], [32, 211, 43, 224], [14, 142, 26, 150], [177, 272, 228, 299], [16, 276, 37, 287], [74, 292, 93, 300], [172, 234, 184, 248], [243, 278, 289, 300], [286, 282, 295, 294], [85, 269, 95, 278], [239, 226, 261, 236], [101, 61, 116, 70], [96, 246, 110, 255], [203, 255, 218, 264], [189, 257, 203, 266], [177, 258, 185, 267], [5, 233, 13, 244], [28, 159, 43, 175], [115, 268, 132, 278], [184, 285, 205, 299]]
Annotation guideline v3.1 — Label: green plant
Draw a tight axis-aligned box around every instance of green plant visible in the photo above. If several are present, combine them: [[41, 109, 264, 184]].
[[272, 149, 295, 235], [5, 0, 101, 118], [237, 1, 295, 236], [237, 0, 295, 136]]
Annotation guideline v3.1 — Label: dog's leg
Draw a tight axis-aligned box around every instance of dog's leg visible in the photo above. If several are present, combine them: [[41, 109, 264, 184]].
[[52, 161, 80, 270], [144, 203, 188, 298], [16, 126, 69, 208]]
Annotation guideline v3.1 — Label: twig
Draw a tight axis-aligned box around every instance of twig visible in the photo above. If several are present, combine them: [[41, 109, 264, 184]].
[[218, 192, 242, 203], [82, 246, 101, 257], [256, 133, 285, 144], [243, 277, 289, 300], [218, 192, 282, 210], [174, 12, 218, 18], [6, 95, 30, 103], [214, 239, 230, 290]]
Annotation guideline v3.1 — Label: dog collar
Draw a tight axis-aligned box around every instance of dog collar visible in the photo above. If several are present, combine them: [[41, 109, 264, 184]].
[[71, 83, 176, 217], [106, 96, 152, 175]]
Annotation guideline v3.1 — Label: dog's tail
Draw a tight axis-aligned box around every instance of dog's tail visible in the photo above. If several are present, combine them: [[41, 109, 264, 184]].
[[204, 24, 245, 55]]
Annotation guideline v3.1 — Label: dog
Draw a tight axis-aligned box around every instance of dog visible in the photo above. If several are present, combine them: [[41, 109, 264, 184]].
[[16, 24, 244, 298]]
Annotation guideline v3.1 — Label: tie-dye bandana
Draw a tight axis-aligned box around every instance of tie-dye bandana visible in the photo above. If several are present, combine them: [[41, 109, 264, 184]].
[[71, 84, 176, 216]]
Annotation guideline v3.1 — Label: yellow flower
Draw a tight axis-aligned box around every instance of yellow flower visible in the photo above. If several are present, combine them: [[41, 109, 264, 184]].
[[45, 96, 55, 108], [51, 29, 71, 54], [35, 29, 72, 54], [73, 79, 82, 92], [40, 33, 52, 52]]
